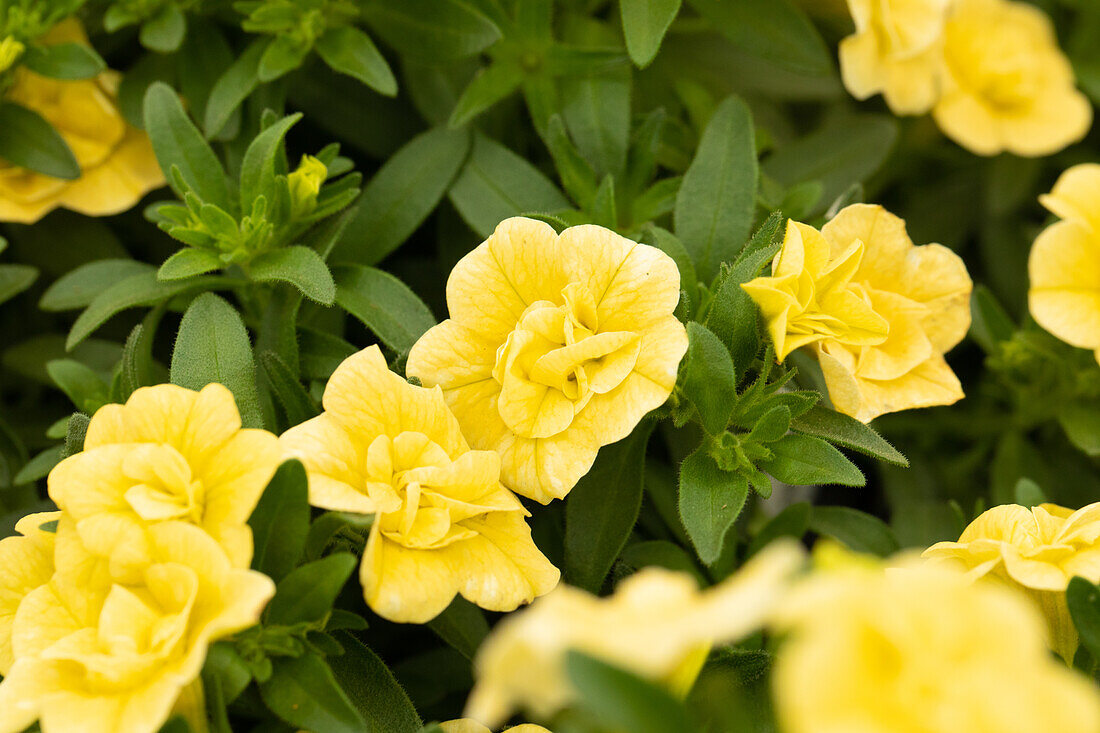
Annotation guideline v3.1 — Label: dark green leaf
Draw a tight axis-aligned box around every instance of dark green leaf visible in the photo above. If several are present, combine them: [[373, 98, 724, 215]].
[[790, 404, 908, 467], [329, 632, 423, 733], [266, 553, 358, 625], [239, 113, 302, 212], [566, 651, 693, 733], [0, 102, 79, 179], [681, 323, 737, 434], [679, 446, 748, 564], [46, 359, 110, 414], [140, 4, 187, 52], [22, 42, 105, 79], [565, 421, 654, 592], [621, 0, 682, 68], [674, 95, 757, 281], [644, 226, 696, 308], [427, 597, 490, 660], [259, 351, 320, 426], [249, 459, 311, 582], [316, 26, 397, 97], [205, 39, 266, 137], [688, 0, 832, 75], [250, 246, 337, 305], [545, 114, 599, 209], [169, 293, 263, 428], [334, 265, 436, 355], [810, 505, 899, 556], [969, 285, 1016, 355], [363, 0, 502, 62], [63, 412, 90, 458], [0, 264, 37, 306], [747, 501, 810, 557], [1068, 577, 1100, 661], [13, 445, 64, 485], [448, 61, 524, 128], [761, 434, 864, 487], [560, 53, 631, 179], [260, 653, 367, 733]]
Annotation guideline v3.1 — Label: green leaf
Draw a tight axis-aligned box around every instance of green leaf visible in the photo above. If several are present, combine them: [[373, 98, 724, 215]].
[[761, 434, 864, 487], [329, 632, 423, 733], [621, 0, 682, 68], [250, 246, 337, 305], [590, 174, 617, 228], [448, 132, 570, 238], [448, 61, 524, 128], [141, 4, 187, 52], [63, 412, 90, 458], [0, 264, 37, 307], [158, 249, 223, 281], [239, 113, 302, 212], [427, 597, 490, 660], [566, 651, 693, 733], [565, 421, 654, 592], [205, 39, 265, 137], [333, 265, 436, 355], [249, 459, 311, 582], [46, 359, 110, 414], [809, 505, 899, 557], [1013, 477, 1047, 508], [0, 102, 80, 179], [545, 114, 599, 209], [13, 445, 64, 485], [260, 653, 367, 733], [119, 321, 157, 399], [1060, 402, 1100, 457], [679, 446, 748, 564], [762, 115, 897, 215], [266, 553, 358, 625], [688, 0, 832, 75], [316, 26, 397, 97], [969, 285, 1016, 355], [203, 642, 253, 706], [747, 501, 810, 557], [66, 270, 217, 350], [22, 42, 106, 79], [259, 35, 310, 82], [259, 351, 319, 426], [619, 540, 705, 584], [1068, 577, 1100, 661], [169, 293, 264, 428], [789, 404, 908, 467], [144, 82, 232, 210], [644, 226, 696, 308], [560, 54, 631, 179], [362, 0, 502, 62], [334, 126, 470, 264], [681, 323, 737, 434], [674, 95, 757, 281]]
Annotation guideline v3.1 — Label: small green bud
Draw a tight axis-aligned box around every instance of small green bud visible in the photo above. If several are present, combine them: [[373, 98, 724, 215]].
[[287, 154, 327, 219]]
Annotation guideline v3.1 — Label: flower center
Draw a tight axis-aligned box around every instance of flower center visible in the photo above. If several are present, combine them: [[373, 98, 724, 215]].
[[492, 282, 641, 439], [121, 444, 205, 524], [363, 432, 494, 550]]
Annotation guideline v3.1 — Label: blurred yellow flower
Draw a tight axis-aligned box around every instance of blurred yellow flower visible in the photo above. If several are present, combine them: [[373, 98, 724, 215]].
[[772, 551, 1100, 733], [463, 541, 803, 728], [0, 20, 164, 224], [0, 521, 273, 733], [280, 346, 559, 624], [839, 0, 952, 114], [48, 383, 282, 583], [741, 218, 889, 361], [0, 36, 23, 73], [744, 205, 971, 422], [441, 720, 550, 733], [0, 512, 57, 675], [933, 0, 1091, 157], [1029, 164, 1100, 364], [407, 217, 688, 503], [923, 501, 1100, 660]]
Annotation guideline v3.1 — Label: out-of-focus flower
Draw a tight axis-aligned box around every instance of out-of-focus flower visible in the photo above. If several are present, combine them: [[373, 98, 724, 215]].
[[0, 512, 57, 675], [406, 217, 688, 503], [0, 36, 24, 73], [280, 346, 559, 624], [772, 546, 1100, 733], [1029, 164, 1100, 364], [0, 521, 274, 733], [463, 541, 803, 728], [48, 383, 282, 583], [933, 0, 1091, 156], [839, 0, 952, 114], [0, 20, 163, 223], [923, 501, 1100, 659], [741, 218, 889, 361], [441, 720, 551, 733]]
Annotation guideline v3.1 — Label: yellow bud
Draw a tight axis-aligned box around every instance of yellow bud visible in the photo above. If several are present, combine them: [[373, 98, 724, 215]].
[[0, 37, 25, 74], [287, 154, 327, 217]]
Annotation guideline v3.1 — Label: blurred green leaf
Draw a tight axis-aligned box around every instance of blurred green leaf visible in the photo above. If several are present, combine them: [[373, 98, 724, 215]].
[[810, 505, 899, 556], [0, 102, 80, 179], [363, 0, 502, 61], [140, 4, 187, 52], [23, 42, 105, 79], [566, 651, 694, 733], [688, 0, 831, 75], [621, 0, 682, 68], [316, 26, 398, 97]]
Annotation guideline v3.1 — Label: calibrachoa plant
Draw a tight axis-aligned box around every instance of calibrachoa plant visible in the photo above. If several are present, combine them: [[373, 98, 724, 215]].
[[5, 1, 1100, 732]]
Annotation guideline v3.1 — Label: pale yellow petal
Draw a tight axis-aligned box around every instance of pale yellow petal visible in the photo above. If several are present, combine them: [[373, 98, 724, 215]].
[[999, 87, 1093, 158], [821, 204, 913, 287], [57, 130, 165, 217], [933, 89, 1004, 156], [406, 319, 498, 390], [839, 32, 887, 102], [899, 243, 972, 352], [201, 428, 281, 525], [1040, 163, 1100, 229]]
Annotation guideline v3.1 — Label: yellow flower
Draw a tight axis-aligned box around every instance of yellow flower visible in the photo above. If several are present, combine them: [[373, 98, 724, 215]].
[[0, 512, 58, 675], [1029, 164, 1100, 364], [923, 501, 1100, 660], [772, 551, 1100, 733], [933, 0, 1091, 157], [287, 154, 327, 218], [0, 521, 274, 733], [48, 383, 282, 583], [741, 218, 890, 361], [463, 541, 803, 728], [0, 19, 164, 224], [839, 0, 952, 114], [406, 217, 688, 503], [441, 720, 551, 733], [280, 345, 559, 624], [0, 36, 24, 73]]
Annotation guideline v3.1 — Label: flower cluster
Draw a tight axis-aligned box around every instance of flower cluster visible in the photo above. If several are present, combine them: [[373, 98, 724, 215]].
[[743, 203, 972, 422], [840, 0, 1092, 156], [0, 384, 278, 733]]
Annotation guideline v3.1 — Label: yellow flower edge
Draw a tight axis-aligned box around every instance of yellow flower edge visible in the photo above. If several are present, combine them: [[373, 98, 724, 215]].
[[924, 501, 1100, 659], [406, 216, 688, 503], [441, 720, 551, 733], [280, 345, 560, 624], [772, 550, 1100, 733], [0, 511, 58, 675], [463, 541, 804, 728], [839, 0, 952, 114], [933, 0, 1092, 157], [47, 382, 283, 583], [1029, 163, 1100, 364], [0, 521, 274, 733], [0, 19, 164, 224]]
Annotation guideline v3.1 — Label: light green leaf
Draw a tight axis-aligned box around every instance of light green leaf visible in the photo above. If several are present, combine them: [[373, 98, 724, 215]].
[[41, 260, 154, 311], [46, 359, 110, 414], [316, 26, 397, 97], [621, 0, 682, 68], [0, 264, 37, 307], [790, 404, 908, 467], [761, 434, 864, 487], [566, 651, 692, 733], [561, 54, 631, 179], [22, 42, 106, 79], [260, 654, 367, 733], [250, 246, 336, 305], [679, 446, 748, 564], [205, 39, 266, 138], [158, 249, 223, 281], [239, 113, 302, 212], [258, 35, 310, 82], [680, 322, 737, 434], [333, 265, 436, 355], [140, 4, 187, 52]]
